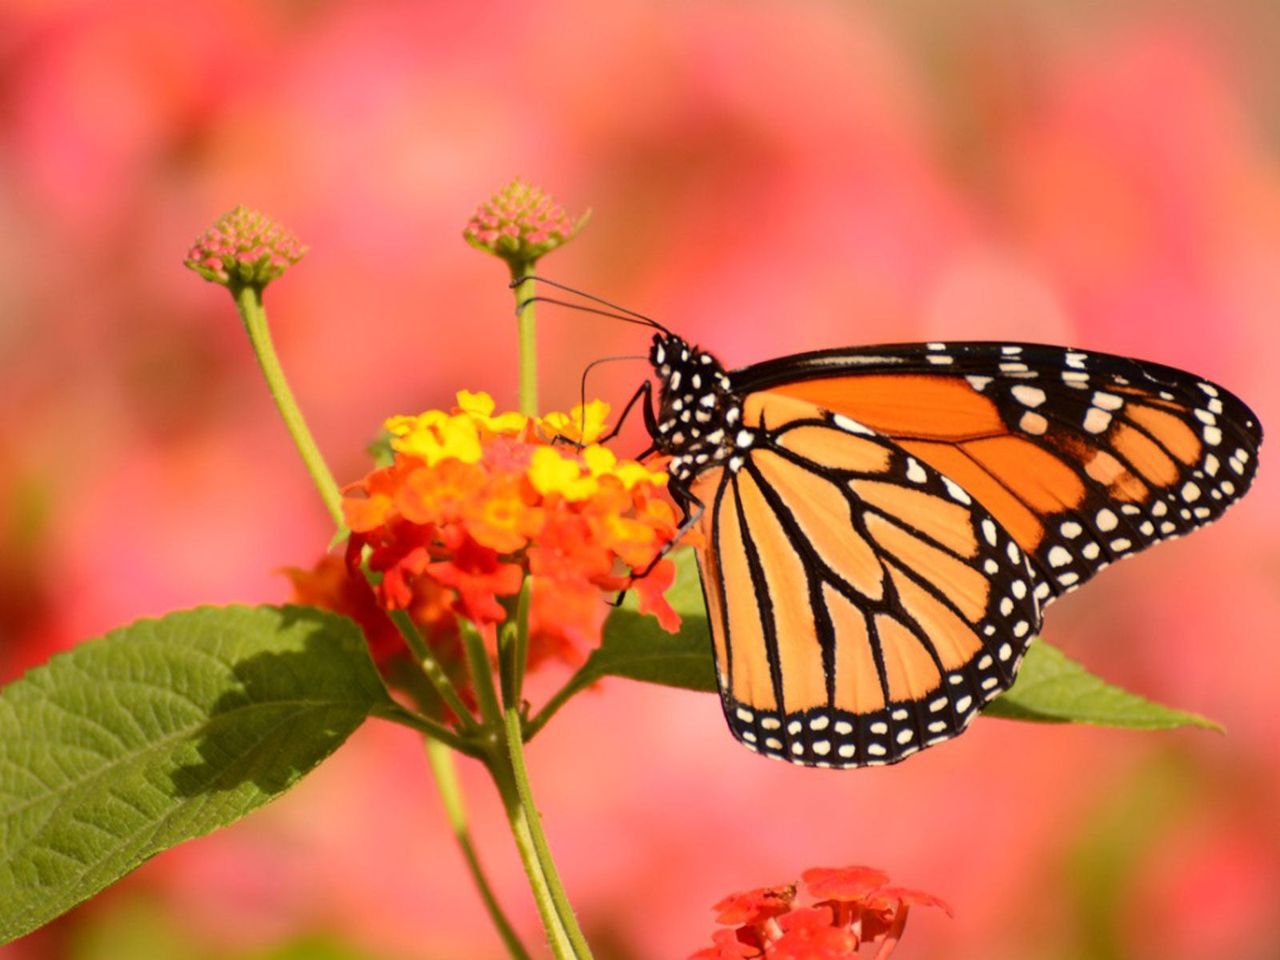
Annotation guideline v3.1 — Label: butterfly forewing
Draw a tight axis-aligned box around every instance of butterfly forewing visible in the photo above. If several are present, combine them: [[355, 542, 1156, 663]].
[[734, 342, 1262, 602]]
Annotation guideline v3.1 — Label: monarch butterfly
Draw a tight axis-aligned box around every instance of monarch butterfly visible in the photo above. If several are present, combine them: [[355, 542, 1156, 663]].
[[530, 280, 1263, 768]]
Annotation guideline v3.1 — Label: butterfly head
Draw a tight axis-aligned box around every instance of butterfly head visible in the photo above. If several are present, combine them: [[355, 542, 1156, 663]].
[[649, 334, 744, 482]]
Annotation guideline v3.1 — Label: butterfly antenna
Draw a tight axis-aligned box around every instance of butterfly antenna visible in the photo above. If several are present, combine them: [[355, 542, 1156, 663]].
[[515, 295, 670, 335], [510, 274, 672, 335]]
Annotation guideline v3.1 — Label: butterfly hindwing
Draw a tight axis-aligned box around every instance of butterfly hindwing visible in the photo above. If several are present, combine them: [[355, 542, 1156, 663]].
[[691, 405, 1043, 768]]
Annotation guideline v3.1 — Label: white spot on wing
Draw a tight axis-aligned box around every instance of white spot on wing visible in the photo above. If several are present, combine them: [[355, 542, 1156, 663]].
[[833, 415, 874, 436], [1020, 411, 1048, 435], [1092, 391, 1123, 410], [1012, 385, 1046, 407], [942, 477, 971, 505], [1083, 407, 1112, 434]]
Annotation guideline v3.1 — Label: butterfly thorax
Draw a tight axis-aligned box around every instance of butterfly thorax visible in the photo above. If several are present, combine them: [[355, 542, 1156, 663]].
[[649, 333, 749, 483]]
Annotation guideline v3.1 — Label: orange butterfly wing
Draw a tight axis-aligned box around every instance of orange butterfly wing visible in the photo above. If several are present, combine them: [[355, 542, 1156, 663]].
[[688, 401, 1042, 767], [680, 341, 1260, 767], [736, 342, 1262, 602]]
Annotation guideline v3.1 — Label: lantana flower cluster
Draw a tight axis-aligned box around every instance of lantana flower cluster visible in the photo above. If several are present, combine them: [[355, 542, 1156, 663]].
[[337, 390, 681, 681], [690, 866, 952, 960], [184, 204, 307, 289], [463, 178, 590, 266]]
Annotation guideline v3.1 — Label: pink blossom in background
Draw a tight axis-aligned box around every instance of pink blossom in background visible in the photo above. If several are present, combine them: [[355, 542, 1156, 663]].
[[2, 1, 1278, 958]]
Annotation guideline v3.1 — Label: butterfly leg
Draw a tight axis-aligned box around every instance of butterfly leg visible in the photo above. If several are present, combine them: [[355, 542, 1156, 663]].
[[593, 379, 657, 453], [608, 482, 704, 607]]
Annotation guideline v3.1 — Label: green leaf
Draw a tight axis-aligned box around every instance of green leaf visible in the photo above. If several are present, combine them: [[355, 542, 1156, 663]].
[[580, 549, 716, 694], [529, 551, 715, 728], [986, 641, 1221, 730], [0, 605, 393, 945]]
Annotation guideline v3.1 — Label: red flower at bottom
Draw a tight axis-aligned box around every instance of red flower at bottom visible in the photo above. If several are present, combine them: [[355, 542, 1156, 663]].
[[772, 908, 856, 960], [690, 865, 950, 960], [713, 885, 797, 926], [689, 928, 765, 960]]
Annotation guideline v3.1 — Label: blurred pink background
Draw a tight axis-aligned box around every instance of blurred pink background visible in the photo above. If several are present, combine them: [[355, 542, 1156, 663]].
[[3, 1, 1279, 958]]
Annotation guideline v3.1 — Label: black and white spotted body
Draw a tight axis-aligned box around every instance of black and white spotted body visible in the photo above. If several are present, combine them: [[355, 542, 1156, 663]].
[[648, 333, 744, 485]]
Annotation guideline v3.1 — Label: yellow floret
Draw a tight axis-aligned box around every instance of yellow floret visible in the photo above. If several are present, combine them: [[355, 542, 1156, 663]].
[[455, 390, 528, 434], [385, 410, 484, 466], [540, 400, 612, 445], [527, 447, 600, 501]]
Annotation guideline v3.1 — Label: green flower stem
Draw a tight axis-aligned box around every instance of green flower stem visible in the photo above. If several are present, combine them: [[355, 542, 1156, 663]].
[[370, 701, 480, 757], [461, 614, 593, 956], [501, 582, 532, 711], [500, 707, 593, 959], [490, 584, 592, 958], [487, 755, 577, 959], [509, 265, 538, 416], [233, 283, 346, 532], [389, 610, 481, 735], [493, 282, 590, 954], [425, 738, 534, 960], [460, 619, 504, 730], [521, 677, 579, 742]]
